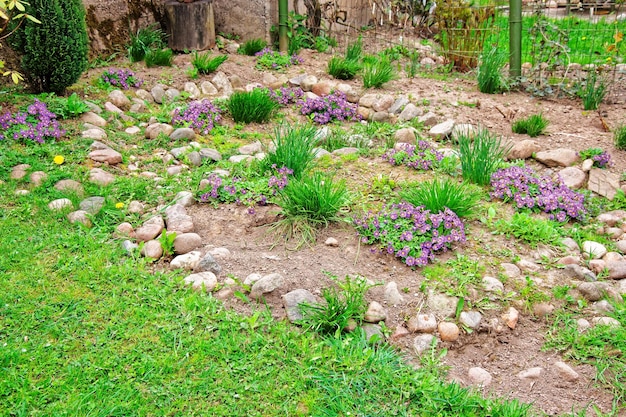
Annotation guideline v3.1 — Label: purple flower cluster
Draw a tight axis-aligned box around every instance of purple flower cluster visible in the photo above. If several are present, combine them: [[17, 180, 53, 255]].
[[255, 47, 303, 71], [268, 165, 293, 194], [100, 68, 143, 90], [269, 87, 304, 106], [490, 166, 587, 221], [299, 91, 361, 124], [199, 173, 270, 209], [353, 202, 466, 267], [0, 99, 65, 143], [592, 152, 612, 168], [172, 100, 221, 135], [382, 141, 444, 170]]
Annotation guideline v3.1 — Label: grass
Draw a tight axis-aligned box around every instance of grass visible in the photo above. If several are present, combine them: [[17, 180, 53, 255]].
[[457, 127, 511, 186], [615, 124, 626, 150], [144, 48, 173, 68], [494, 212, 563, 249], [127, 24, 167, 63], [422, 253, 485, 299], [477, 46, 508, 94], [362, 57, 396, 89], [327, 56, 361, 80], [399, 178, 483, 218], [238, 38, 267, 56], [578, 71, 607, 111], [512, 113, 549, 137], [227, 89, 279, 124], [345, 36, 363, 62], [262, 123, 319, 179], [191, 51, 228, 74]]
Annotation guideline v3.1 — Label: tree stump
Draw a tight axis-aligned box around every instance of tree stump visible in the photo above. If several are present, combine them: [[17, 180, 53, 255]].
[[164, 0, 216, 51]]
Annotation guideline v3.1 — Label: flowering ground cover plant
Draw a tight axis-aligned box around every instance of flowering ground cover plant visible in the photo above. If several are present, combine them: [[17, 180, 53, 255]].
[[0, 99, 65, 143], [255, 47, 304, 71], [490, 166, 587, 221], [299, 91, 361, 124], [100, 68, 143, 90], [353, 202, 466, 267], [578, 147, 612, 168], [269, 87, 304, 106], [382, 141, 444, 171], [172, 100, 221, 135]]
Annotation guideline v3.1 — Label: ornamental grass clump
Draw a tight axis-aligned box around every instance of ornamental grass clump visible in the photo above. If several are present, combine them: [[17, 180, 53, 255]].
[[191, 51, 228, 74], [354, 203, 466, 268], [457, 128, 511, 186], [0, 99, 65, 143], [511, 113, 549, 137], [171, 99, 221, 134], [362, 57, 396, 89], [100, 68, 143, 90], [227, 89, 279, 124], [238, 38, 268, 56], [327, 56, 362, 80], [144, 48, 173, 67], [262, 124, 318, 179], [300, 91, 360, 124], [614, 124, 626, 150], [400, 178, 482, 218], [382, 141, 444, 171], [477, 46, 508, 94], [490, 166, 587, 221]]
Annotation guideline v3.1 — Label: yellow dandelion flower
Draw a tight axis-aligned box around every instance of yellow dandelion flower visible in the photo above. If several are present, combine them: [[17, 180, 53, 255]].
[[53, 155, 65, 165], [115, 202, 125, 209]]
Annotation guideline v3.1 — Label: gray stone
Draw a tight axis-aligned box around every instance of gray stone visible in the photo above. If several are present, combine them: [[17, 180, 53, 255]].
[[500, 263, 521, 279], [145, 123, 174, 139], [516, 259, 541, 273], [209, 247, 231, 258], [619, 279, 626, 294], [507, 139, 540, 160], [239, 141, 263, 155], [407, 313, 437, 333], [187, 151, 202, 167], [459, 311, 482, 329], [282, 289, 317, 322], [141, 240, 163, 259], [88, 148, 122, 165], [170, 251, 202, 270], [427, 292, 459, 318], [173, 233, 202, 254], [364, 301, 387, 323], [300, 75, 318, 92], [67, 210, 92, 227], [582, 158, 594, 172], [332, 147, 359, 156], [250, 273, 285, 299], [468, 367, 492, 387], [135, 215, 165, 242], [199, 148, 222, 161], [29, 171, 47, 187], [170, 128, 196, 141], [562, 237, 580, 252], [115, 222, 134, 237], [10, 164, 29, 180], [417, 111, 438, 126], [82, 128, 108, 140], [593, 299, 615, 314], [184, 272, 218, 292], [121, 240, 139, 254], [384, 282, 404, 306], [372, 94, 395, 112], [229, 155, 253, 164], [212, 72, 233, 96], [324, 237, 339, 247], [54, 179, 84, 195], [597, 210, 626, 226], [534, 148, 579, 167], [84, 101, 102, 113], [358, 93, 378, 108], [125, 126, 141, 135], [164, 88, 181, 102], [592, 316, 621, 327], [398, 103, 421, 122], [89, 168, 115, 186], [48, 198, 74, 211], [128, 201, 144, 214], [90, 141, 110, 150], [371, 111, 389, 122], [533, 302, 555, 318], [578, 318, 591, 332], [200, 81, 218, 96], [184, 82, 201, 99], [80, 111, 107, 127], [196, 253, 222, 275], [79, 196, 105, 215], [151, 85, 166, 103], [389, 96, 409, 114], [606, 261, 626, 280], [170, 146, 191, 159], [588, 168, 620, 200], [413, 334, 436, 355], [517, 367, 543, 380], [553, 361, 579, 382], [135, 89, 154, 103], [167, 166, 186, 176], [577, 281, 609, 301], [174, 191, 195, 207], [244, 273, 263, 286], [165, 205, 194, 234], [564, 264, 597, 281], [558, 167, 586, 189], [362, 323, 384, 343], [394, 127, 416, 143], [103, 102, 124, 115], [108, 90, 131, 110], [582, 241, 607, 259], [428, 120, 455, 140], [483, 276, 504, 293]]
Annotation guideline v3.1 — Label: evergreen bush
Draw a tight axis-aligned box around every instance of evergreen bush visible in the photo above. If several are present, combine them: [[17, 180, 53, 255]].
[[13, 0, 88, 94]]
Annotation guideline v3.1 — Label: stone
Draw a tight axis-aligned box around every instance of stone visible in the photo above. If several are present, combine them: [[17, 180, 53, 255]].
[[362, 323, 384, 343], [164, 88, 180, 102], [29, 171, 47, 187], [244, 273, 263, 286], [597, 210, 626, 226], [371, 94, 395, 112], [187, 152, 202, 167], [212, 72, 233, 96], [300, 75, 318, 92], [592, 317, 621, 327], [67, 210, 92, 227], [151, 85, 166, 103], [582, 158, 594, 172], [558, 167, 586, 189], [371, 111, 389, 122], [563, 264, 597, 281], [282, 289, 317, 322], [121, 240, 139, 254], [438, 322, 460, 341], [562, 237, 581, 252], [115, 222, 134, 237], [468, 367, 492, 387], [239, 141, 263, 155], [398, 103, 421, 121], [553, 361, 579, 382], [14, 189, 29, 196], [82, 128, 107, 140], [128, 201, 144, 214], [108, 90, 131, 110], [184, 82, 201, 99], [200, 81, 218, 96], [141, 240, 163, 259], [517, 367, 543, 380], [606, 228, 624, 240], [183, 272, 218, 293], [605, 261, 626, 280], [229, 155, 253, 164], [502, 307, 519, 329], [582, 241, 607, 259], [394, 127, 416, 143], [593, 300, 615, 314], [364, 301, 387, 323], [135, 215, 165, 242], [209, 247, 231, 258], [79, 196, 105, 215], [165, 206, 194, 233], [174, 191, 195, 207], [195, 253, 222, 275], [170, 128, 196, 141], [534, 148, 579, 167], [507, 139, 540, 160], [332, 147, 359, 156], [324, 237, 339, 247], [391, 325, 410, 341], [199, 148, 222, 162], [407, 313, 437, 333], [173, 233, 202, 254], [250, 273, 285, 299], [145, 123, 174, 139], [617, 241, 626, 254], [451, 124, 476, 140], [171, 146, 191, 159], [389, 96, 409, 114], [619, 279, 626, 294], [483, 276, 504, 293], [103, 102, 124, 115], [577, 318, 591, 332], [459, 311, 482, 329], [500, 263, 521, 279], [125, 126, 141, 135], [80, 111, 107, 127], [516, 259, 541, 273], [88, 148, 122, 165], [384, 282, 404, 306], [89, 168, 115, 186], [577, 282, 606, 301], [167, 166, 186, 176], [48, 198, 73, 210], [428, 120, 455, 140], [413, 334, 436, 355], [54, 179, 84, 195], [311, 81, 335, 97], [533, 303, 555, 318], [418, 111, 438, 126], [427, 292, 458, 318], [10, 164, 30, 180], [588, 168, 620, 200], [135, 89, 154, 103], [558, 255, 580, 265], [170, 251, 202, 270]]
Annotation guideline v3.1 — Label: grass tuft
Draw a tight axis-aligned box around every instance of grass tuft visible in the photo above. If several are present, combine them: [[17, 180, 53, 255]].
[[494, 212, 563, 248], [128, 25, 167, 63], [578, 71, 607, 111], [512, 113, 549, 137], [327, 56, 361, 80], [362, 57, 396, 89], [477, 46, 508, 94], [614, 124, 626, 150], [262, 123, 319, 179], [238, 38, 268, 56], [191, 51, 228, 74], [227, 89, 279, 124], [457, 127, 511, 186], [144, 48, 173, 67], [400, 178, 482, 218]]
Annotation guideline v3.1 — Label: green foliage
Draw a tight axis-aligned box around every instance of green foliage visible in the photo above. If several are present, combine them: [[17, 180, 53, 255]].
[[191, 51, 228, 74], [327, 56, 361, 80], [345, 36, 363, 62], [298, 274, 374, 337], [614, 124, 626, 150], [43, 92, 89, 119], [362, 57, 396, 89], [128, 24, 167, 63], [227, 89, 279, 124], [13, 0, 88, 94], [158, 230, 176, 257], [405, 50, 420, 78], [457, 127, 511, 186], [262, 123, 318, 179], [238, 38, 267, 56], [422, 253, 485, 298], [494, 212, 563, 248], [477, 46, 508, 94], [400, 178, 482, 218], [578, 71, 607, 111], [512, 113, 549, 137], [144, 48, 173, 68]]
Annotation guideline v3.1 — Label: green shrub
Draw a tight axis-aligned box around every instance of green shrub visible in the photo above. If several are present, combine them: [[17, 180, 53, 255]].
[[400, 178, 482, 218], [512, 113, 549, 137], [477, 46, 508, 94], [262, 124, 318, 179], [13, 0, 88, 94], [44, 92, 89, 119], [238, 38, 267, 56], [128, 25, 167, 63], [227, 89, 279, 124], [494, 212, 563, 248], [457, 127, 511, 186], [144, 48, 173, 67], [578, 71, 607, 111], [362, 58, 396, 89], [327, 56, 361, 80], [191, 51, 228, 74], [614, 124, 626, 150]]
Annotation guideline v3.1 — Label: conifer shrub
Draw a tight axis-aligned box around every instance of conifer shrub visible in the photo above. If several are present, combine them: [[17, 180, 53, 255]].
[[12, 0, 88, 94]]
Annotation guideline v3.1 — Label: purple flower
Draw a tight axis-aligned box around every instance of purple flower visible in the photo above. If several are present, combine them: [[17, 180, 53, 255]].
[[299, 91, 361, 125], [100, 68, 143, 89], [172, 100, 221, 134]]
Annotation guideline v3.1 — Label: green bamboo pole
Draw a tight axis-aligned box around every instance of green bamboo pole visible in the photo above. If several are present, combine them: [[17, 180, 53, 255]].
[[509, 0, 522, 78], [278, 0, 288, 53]]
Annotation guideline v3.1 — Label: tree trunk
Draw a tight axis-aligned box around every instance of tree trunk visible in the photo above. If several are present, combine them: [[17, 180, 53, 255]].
[[164, 0, 215, 51]]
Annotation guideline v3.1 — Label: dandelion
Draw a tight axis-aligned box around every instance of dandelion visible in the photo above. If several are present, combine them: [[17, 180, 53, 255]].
[[115, 202, 125, 209], [53, 155, 65, 165]]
